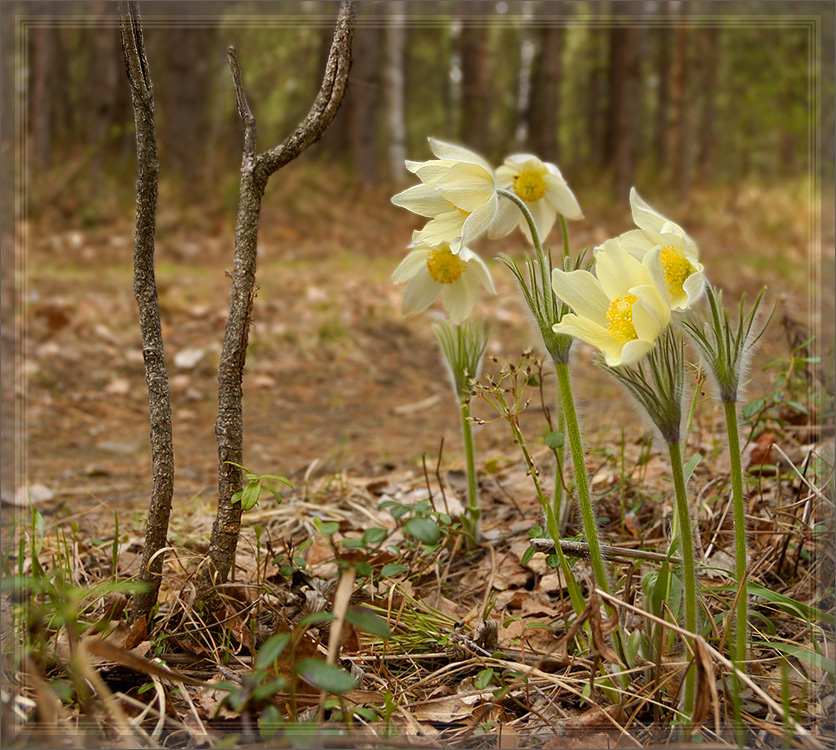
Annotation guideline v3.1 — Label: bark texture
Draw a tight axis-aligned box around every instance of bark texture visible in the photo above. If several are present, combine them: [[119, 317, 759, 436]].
[[119, 1, 175, 624], [199, 1, 355, 596]]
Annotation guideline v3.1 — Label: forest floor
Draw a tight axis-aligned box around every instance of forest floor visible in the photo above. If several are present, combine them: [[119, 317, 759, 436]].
[[1, 171, 834, 748]]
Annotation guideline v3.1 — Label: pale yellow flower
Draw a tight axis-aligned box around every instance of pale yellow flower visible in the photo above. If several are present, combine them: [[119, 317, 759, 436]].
[[490, 154, 583, 243], [552, 238, 671, 366], [392, 241, 495, 324], [615, 188, 706, 310], [392, 139, 498, 253]]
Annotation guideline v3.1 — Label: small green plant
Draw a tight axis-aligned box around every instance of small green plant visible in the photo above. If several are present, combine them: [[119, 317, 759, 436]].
[[225, 462, 293, 511]]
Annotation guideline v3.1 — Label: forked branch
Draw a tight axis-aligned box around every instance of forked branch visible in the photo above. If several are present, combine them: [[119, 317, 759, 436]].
[[119, 0, 175, 624], [199, 1, 356, 598]]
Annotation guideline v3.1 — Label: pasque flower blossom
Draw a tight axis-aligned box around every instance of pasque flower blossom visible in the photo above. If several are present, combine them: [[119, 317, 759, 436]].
[[392, 241, 495, 324], [551, 238, 671, 366], [616, 188, 705, 310], [490, 155, 583, 244], [391, 139, 498, 253]]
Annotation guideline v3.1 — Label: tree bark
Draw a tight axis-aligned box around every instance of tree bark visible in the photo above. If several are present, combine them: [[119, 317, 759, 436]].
[[459, 1, 489, 153], [348, 4, 382, 186], [384, 2, 408, 184], [199, 1, 355, 598], [696, 27, 720, 183], [604, 10, 641, 198], [653, 5, 673, 175], [527, 24, 562, 163], [119, 1, 175, 625], [671, 5, 693, 201]]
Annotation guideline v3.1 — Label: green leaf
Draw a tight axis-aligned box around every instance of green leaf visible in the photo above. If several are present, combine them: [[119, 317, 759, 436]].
[[683, 453, 703, 485], [315, 520, 339, 536], [224, 461, 250, 472], [379, 563, 407, 578], [230, 491, 243, 505], [239, 480, 262, 511], [298, 611, 337, 628], [527, 525, 543, 537], [743, 398, 765, 419], [520, 546, 536, 566], [258, 704, 283, 738], [252, 678, 287, 702], [751, 641, 835, 678], [345, 607, 391, 639], [341, 538, 365, 549], [474, 668, 494, 690], [295, 658, 357, 695], [746, 583, 836, 627], [255, 633, 290, 670], [362, 528, 387, 546], [263, 485, 284, 504], [355, 561, 373, 577], [404, 517, 441, 545], [624, 630, 642, 670], [544, 431, 564, 450]]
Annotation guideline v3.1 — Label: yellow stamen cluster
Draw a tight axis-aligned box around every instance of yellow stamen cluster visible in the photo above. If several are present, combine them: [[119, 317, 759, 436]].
[[427, 246, 467, 284], [606, 294, 639, 342], [660, 244, 695, 297], [512, 163, 548, 203]]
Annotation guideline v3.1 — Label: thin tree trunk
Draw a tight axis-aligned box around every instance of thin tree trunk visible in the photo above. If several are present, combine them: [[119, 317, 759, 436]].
[[199, 2, 355, 598], [672, 10, 693, 201], [349, 5, 381, 186], [459, 1, 489, 153], [653, 2, 673, 175], [384, 2, 407, 183], [696, 27, 720, 183], [527, 24, 562, 163], [31, 25, 53, 171], [119, 1, 175, 625]]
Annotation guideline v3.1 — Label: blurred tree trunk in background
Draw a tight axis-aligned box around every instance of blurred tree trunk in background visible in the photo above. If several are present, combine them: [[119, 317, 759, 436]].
[[671, 4, 694, 200], [384, 2, 408, 184], [513, 3, 536, 150], [160, 27, 214, 185], [605, 6, 641, 198], [459, 1, 489, 153], [30, 26, 54, 171], [89, 3, 120, 181], [653, 2, 673, 175], [526, 24, 563, 164], [583, 18, 606, 172], [347, 3, 382, 185], [696, 27, 720, 184]]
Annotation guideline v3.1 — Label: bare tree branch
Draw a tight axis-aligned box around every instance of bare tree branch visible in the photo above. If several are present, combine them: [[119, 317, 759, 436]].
[[199, 1, 356, 597], [258, 0, 356, 177], [118, 1, 175, 624]]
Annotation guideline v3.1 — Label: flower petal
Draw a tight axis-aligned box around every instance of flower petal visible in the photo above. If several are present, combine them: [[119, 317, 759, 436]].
[[441, 278, 477, 324], [682, 267, 707, 307], [595, 239, 653, 300], [553, 313, 622, 362], [413, 211, 466, 249], [545, 178, 583, 220], [428, 138, 493, 173], [522, 197, 557, 243], [616, 339, 655, 367], [392, 248, 429, 284], [461, 248, 496, 293], [616, 228, 658, 260], [487, 197, 519, 239], [402, 271, 439, 316], [551, 268, 610, 326], [630, 188, 671, 235], [459, 197, 497, 247], [630, 284, 671, 341], [391, 183, 452, 217]]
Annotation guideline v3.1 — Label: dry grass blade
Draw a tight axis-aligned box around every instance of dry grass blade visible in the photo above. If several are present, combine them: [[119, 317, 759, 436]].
[[85, 637, 208, 688]]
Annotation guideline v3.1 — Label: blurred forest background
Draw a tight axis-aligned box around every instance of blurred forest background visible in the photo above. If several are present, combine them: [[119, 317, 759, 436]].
[[5, 0, 834, 214], [1, 0, 833, 498]]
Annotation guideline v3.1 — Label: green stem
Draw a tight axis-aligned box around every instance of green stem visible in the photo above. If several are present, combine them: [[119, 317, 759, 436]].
[[555, 362, 610, 598], [552, 364, 568, 533], [723, 400, 748, 667], [461, 399, 480, 547], [667, 438, 698, 723], [497, 188, 544, 258], [724, 399, 748, 746], [560, 214, 570, 260]]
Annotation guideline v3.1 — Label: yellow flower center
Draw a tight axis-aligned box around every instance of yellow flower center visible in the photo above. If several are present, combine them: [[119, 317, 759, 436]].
[[512, 163, 548, 203], [606, 294, 639, 342], [426, 246, 467, 285], [660, 243, 695, 297]]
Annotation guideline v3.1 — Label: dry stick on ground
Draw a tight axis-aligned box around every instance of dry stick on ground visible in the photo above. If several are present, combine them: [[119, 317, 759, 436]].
[[119, 1, 175, 624], [198, 1, 356, 598]]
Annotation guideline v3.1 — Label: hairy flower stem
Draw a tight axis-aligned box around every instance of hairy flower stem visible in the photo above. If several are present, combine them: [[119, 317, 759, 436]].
[[551, 380, 568, 532], [460, 399, 481, 547], [556, 363, 612, 602], [667, 438, 698, 723], [724, 399, 748, 745]]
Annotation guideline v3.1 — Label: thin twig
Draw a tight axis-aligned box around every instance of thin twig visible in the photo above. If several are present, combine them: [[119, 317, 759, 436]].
[[529, 537, 683, 564]]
